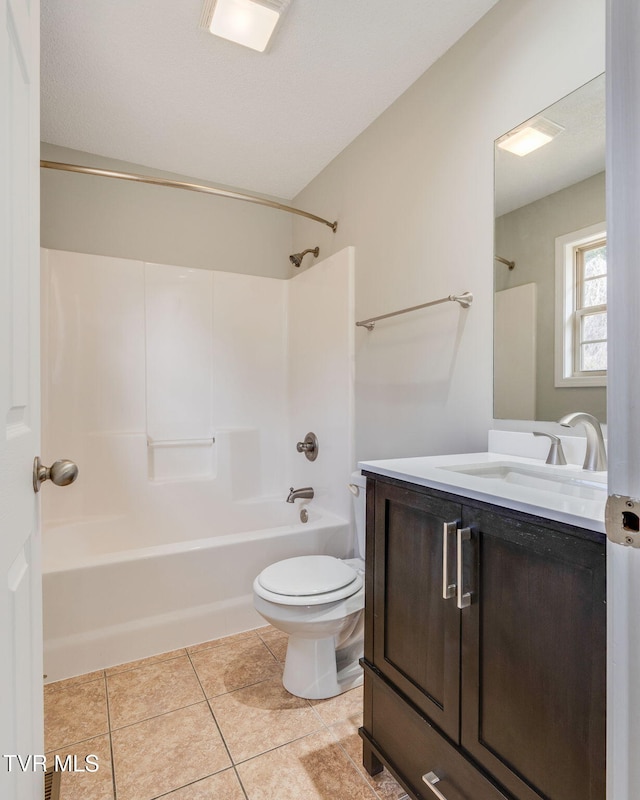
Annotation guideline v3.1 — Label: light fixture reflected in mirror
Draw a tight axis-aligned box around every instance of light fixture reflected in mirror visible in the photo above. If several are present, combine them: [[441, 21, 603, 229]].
[[497, 117, 564, 157]]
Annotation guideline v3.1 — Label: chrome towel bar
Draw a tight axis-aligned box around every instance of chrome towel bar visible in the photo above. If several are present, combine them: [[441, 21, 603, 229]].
[[356, 292, 473, 331], [147, 437, 215, 447]]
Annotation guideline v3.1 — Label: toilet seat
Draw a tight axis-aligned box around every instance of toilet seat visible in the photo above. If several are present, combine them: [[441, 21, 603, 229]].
[[259, 555, 356, 595], [254, 555, 363, 606]]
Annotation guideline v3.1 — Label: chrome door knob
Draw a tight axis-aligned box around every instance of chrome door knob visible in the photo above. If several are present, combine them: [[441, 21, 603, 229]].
[[33, 457, 79, 493]]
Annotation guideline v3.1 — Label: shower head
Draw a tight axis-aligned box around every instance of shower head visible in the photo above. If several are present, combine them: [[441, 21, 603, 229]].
[[289, 247, 319, 268]]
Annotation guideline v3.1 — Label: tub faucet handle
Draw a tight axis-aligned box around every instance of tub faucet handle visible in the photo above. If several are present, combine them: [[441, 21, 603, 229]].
[[296, 432, 318, 461]]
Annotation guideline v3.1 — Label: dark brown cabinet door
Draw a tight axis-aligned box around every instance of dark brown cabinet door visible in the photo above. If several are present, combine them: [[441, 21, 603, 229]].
[[371, 481, 462, 741], [365, 665, 509, 800], [460, 506, 606, 800]]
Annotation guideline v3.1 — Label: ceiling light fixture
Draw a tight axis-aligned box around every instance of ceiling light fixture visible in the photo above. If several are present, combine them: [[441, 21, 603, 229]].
[[497, 117, 565, 157], [200, 0, 290, 53]]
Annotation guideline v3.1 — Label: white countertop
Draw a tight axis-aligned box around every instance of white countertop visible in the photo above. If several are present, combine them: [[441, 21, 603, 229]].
[[358, 451, 606, 534]]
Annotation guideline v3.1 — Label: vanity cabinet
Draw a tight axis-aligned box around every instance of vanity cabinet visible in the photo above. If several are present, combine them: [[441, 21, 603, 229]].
[[360, 474, 606, 800]]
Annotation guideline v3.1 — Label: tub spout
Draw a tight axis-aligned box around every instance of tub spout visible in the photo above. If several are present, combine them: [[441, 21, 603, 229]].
[[287, 487, 314, 503]]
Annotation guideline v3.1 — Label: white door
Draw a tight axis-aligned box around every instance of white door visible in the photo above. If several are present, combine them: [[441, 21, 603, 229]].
[[607, 1, 640, 798], [1, 1, 42, 798]]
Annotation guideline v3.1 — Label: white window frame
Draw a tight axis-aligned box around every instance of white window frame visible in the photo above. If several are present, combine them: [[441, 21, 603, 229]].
[[554, 221, 607, 388]]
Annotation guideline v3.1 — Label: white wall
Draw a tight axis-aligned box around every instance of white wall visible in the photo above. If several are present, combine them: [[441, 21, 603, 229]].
[[292, 0, 605, 461]]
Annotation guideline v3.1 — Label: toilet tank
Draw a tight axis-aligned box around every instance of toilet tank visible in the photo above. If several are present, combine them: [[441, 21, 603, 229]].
[[349, 471, 367, 560]]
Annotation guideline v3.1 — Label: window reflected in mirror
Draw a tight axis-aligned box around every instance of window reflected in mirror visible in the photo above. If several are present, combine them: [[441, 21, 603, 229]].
[[494, 73, 606, 423]]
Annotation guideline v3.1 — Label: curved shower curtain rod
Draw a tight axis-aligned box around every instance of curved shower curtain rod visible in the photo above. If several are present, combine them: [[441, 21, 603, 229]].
[[40, 161, 339, 232]]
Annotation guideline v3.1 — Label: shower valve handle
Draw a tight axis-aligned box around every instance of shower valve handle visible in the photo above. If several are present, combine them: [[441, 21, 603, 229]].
[[33, 456, 79, 493], [296, 432, 318, 461]]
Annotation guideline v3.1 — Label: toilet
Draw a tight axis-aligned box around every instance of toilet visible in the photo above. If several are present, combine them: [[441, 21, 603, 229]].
[[253, 471, 366, 699]]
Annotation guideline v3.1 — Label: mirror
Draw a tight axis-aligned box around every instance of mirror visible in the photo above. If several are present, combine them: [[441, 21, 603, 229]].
[[494, 74, 606, 422]]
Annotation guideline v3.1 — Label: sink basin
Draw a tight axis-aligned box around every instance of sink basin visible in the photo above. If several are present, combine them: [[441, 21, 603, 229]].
[[438, 462, 607, 501]]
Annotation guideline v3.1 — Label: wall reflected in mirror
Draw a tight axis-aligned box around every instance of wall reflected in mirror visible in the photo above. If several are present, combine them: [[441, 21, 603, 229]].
[[494, 74, 606, 422]]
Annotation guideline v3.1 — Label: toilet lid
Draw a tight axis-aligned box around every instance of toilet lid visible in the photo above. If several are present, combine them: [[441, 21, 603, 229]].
[[258, 555, 357, 597]]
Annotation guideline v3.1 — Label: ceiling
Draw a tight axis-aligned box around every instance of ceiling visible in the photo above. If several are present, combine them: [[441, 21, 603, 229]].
[[41, 0, 499, 199], [495, 74, 605, 217]]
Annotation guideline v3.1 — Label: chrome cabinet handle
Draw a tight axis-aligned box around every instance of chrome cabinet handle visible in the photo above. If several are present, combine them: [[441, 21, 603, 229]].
[[456, 527, 472, 609], [422, 771, 450, 800], [442, 521, 458, 599]]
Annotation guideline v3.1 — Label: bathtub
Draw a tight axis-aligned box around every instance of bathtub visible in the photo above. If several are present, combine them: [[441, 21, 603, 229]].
[[42, 501, 351, 682]]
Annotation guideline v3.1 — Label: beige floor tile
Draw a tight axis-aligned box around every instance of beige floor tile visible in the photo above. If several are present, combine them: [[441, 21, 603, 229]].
[[105, 648, 186, 676], [187, 629, 260, 655], [209, 677, 323, 763], [44, 670, 105, 695], [190, 637, 281, 698], [112, 702, 231, 800], [163, 769, 246, 799], [44, 679, 109, 752], [329, 718, 408, 800], [310, 684, 364, 727], [237, 728, 378, 800], [107, 655, 204, 729], [257, 629, 288, 662], [46, 734, 114, 800]]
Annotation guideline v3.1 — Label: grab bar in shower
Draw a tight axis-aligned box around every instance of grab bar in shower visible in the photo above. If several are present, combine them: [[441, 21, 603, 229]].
[[147, 437, 215, 447], [356, 292, 473, 331]]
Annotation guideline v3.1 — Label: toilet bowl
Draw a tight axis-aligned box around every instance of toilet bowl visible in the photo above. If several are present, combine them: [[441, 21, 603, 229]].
[[253, 472, 366, 699]]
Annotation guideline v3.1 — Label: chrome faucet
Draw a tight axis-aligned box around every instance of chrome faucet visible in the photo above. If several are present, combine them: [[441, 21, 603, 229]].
[[533, 432, 567, 465], [286, 486, 314, 503], [558, 412, 607, 471]]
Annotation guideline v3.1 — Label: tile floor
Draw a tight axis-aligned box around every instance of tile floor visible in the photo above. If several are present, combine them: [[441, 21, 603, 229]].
[[44, 626, 409, 800]]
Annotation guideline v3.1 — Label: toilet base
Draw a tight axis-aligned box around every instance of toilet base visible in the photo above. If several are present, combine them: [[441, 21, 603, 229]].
[[253, 574, 365, 700], [282, 634, 363, 699]]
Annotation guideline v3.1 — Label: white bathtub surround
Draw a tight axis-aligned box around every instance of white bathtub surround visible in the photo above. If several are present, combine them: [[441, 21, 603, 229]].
[[286, 247, 356, 522], [145, 263, 215, 448], [41, 247, 356, 680], [41, 249, 289, 522]]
